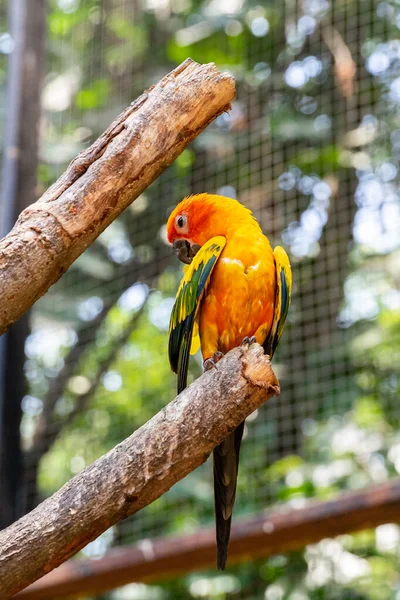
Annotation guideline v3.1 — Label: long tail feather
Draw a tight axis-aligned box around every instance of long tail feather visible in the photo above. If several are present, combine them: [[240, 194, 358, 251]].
[[213, 421, 245, 570]]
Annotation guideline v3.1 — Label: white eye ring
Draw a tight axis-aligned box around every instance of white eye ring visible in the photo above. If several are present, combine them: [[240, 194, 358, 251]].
[[175, 214, 189, 234]]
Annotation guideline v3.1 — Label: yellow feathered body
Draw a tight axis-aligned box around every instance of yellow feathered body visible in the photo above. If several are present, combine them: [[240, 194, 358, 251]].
[[197, 207, 276, 358], [167, 193, 292, 570]]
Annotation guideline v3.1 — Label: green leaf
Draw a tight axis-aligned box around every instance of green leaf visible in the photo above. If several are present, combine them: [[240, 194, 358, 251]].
[[75, 78, 111, 110]]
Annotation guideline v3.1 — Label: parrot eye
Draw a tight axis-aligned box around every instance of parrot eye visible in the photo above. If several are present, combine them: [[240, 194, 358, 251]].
[[175, 214, 189, 234]]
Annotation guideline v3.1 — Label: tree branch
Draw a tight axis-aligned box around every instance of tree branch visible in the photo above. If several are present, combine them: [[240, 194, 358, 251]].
[[0, 343, 279, 599], [322, 23, 357, 101], [17, 478, 400, 599], [0, 58, 235, 336]]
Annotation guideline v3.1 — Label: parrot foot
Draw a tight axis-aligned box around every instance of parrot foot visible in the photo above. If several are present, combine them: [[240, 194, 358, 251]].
[[203, 351, 224, 372], [241, 335, 257, 346]]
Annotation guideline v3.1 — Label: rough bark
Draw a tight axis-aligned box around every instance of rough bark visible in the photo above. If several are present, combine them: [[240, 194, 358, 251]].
[[0, 344, 279, 599], [0, 58, 235, 336], [17, 478, 400, 599]]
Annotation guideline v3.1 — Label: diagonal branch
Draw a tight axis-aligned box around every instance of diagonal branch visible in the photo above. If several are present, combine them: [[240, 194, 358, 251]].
[[322, 23, 357, 101], [0, 344, 279, 599], [17, 478, 400, 599], [0, 58, 235, 336]]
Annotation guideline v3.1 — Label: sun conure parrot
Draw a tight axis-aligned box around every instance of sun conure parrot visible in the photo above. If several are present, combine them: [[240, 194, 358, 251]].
[[167, 193, 292, 570]]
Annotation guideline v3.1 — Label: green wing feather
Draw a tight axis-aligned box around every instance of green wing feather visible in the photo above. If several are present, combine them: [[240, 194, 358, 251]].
[[169, 236, 226, 394], [263, 245, 292, 358]]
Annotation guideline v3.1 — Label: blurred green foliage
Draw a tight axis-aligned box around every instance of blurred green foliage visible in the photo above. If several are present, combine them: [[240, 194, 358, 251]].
[[3, 0, 399, 597]]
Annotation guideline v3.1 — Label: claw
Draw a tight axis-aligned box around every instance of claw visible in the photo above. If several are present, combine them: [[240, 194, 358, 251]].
[[203, 351, 224, 372], [241, 335, 257, 346]]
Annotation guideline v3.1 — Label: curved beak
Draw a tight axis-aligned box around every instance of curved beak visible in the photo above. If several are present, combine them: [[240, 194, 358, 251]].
[[173, 240, 201, 265]]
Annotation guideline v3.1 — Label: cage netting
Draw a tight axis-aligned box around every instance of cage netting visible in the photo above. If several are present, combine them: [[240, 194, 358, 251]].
[[2, 0, 400, 597]]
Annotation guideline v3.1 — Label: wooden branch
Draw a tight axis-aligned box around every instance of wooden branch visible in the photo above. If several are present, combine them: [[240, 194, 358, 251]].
[[0, 58, 235, 336], [0, 344, 279, 599], [17, 478, 400, 599], [322, 24, 356, 101]]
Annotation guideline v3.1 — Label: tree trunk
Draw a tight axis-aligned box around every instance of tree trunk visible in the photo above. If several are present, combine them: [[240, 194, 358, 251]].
[[0, 0, 45, 529]]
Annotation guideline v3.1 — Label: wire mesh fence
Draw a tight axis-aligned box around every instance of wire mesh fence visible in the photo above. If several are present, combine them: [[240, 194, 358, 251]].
[[1, 0, 400, 597]]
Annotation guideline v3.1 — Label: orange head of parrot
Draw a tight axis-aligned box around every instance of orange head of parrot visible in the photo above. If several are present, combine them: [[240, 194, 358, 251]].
[[166, 193, 255, 264]]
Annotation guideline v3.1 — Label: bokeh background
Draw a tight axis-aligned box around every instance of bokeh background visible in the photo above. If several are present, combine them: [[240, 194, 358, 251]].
[[1, 0, 400, 598]]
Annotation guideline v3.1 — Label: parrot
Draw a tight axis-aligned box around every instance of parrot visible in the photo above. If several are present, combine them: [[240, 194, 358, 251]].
[[167, 193, 292, 570]]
